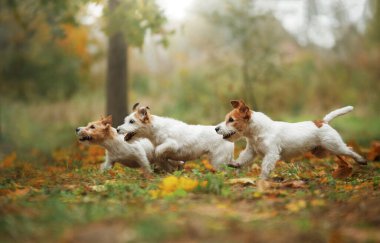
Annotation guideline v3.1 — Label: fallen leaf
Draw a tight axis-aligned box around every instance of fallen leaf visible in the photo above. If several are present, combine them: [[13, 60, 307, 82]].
[[311, 199, 326, 207], [228, 178, 255, 186], [286, 200, 306, 212], [1, 152, 16, 168], [281, 180, 307, 188], [90, 185, 106, 192], [8, 188, 30, 198], [367, 141, 380, 161], [332, 156, 353, 179]]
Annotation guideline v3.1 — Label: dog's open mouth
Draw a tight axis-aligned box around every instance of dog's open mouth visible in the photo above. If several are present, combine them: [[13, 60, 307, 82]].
[[79, 135, 92, 142], [124, 132, 136, 141], [223, 131, 236, 139]]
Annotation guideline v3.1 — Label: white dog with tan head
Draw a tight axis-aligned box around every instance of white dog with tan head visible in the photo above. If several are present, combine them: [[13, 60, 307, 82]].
[[117, 103, 235, 169], [215, 100, 367, 179], [76, 116, 182, 175]]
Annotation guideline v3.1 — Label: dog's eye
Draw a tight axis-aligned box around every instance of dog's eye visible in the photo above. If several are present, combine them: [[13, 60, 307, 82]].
[[129, 120, 135, 124], [90, 125, 95, 129], [228, 117, 234, 123]]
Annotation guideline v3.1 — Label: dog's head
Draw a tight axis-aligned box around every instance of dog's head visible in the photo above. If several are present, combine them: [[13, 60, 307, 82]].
[[117, 103, 152, 142], [215, 100, 252, 141], [76, 116, 114, 144]]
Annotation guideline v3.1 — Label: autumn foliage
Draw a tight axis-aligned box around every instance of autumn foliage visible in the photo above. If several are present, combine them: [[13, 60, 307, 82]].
[[1, 141, 380, 242]]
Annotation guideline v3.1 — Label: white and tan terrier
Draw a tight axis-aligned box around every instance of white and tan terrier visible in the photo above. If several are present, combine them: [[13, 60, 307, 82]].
[[215, 100, 367, 179], [76, 116, 181, 174], [117, 103, 235, 169]]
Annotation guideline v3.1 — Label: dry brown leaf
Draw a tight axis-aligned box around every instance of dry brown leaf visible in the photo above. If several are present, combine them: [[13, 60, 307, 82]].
[[1, 152, 16, 168], [367, 141, 380, 161], [332, 156, 353, 179], [281, 180, 307, 188], [8, 188, 30, 197]]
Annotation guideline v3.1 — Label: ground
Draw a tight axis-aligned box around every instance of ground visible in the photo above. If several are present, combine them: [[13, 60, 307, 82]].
[[0, 142, 380, 243]]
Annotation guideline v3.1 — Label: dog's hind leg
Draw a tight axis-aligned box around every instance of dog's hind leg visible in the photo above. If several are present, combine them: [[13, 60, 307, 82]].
[[320, 130, 367, 165], [155, 139, 179, 159]]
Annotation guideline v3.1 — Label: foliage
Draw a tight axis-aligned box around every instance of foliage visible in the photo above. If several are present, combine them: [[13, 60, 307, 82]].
[[0, 0, 91, 100], [0, 143, 380, 242], [204, 0, 284, 108], [103, 0, 170, 48]]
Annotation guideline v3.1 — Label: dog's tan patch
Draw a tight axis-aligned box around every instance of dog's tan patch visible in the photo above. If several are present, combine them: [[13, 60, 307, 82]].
[[313, 119, 324, 128], [226, 100, 252, 132]]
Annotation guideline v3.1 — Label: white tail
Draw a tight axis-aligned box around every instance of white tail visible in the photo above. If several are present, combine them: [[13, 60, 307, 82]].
[[323, 106, 354, 123]]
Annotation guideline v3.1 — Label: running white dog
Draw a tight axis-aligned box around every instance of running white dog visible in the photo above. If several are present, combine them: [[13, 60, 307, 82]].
[[215, 100, 367, 179], [76, 116, 181, 174], [117, 103, 235, 169]]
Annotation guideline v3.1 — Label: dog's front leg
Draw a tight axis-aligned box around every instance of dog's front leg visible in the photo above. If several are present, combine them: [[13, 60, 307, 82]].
[[100, 151, 114, 172], [133, 147, 153, 175], [232, 143, 256, 167], [155, 139, 179, 159], [260, 153, 280, 179]]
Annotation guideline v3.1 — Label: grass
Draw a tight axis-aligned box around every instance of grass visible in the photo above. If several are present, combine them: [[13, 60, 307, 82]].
[[1, 88, 380, 156], [0, 144, 379, 242]]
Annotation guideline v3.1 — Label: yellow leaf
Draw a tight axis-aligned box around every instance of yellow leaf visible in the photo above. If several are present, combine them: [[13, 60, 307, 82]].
[[311, 199, 325, 207], [286, 200, 306, 212]]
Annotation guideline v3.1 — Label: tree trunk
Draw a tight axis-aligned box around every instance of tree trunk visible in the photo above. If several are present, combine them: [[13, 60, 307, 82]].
[[242, 60, 258, 110], [106, 0, 128, 126]]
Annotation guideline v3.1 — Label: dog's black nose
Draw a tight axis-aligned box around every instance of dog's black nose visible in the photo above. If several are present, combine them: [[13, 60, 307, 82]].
[[215, 126, 220, 132], [76, 128, 80, 133], [116, 128, 120, 133]]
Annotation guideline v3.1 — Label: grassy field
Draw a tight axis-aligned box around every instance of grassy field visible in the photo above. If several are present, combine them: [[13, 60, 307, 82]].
[[2, 91, 380, 155], [0, 143, 380, 243]]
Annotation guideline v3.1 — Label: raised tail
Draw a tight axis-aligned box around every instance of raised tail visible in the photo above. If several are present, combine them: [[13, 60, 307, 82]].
[[323, 106, 353, 123]]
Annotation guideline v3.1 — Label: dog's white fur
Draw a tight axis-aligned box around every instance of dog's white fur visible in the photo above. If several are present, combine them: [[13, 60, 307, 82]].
[[76, 118, 181, 174], [77, 126, 153, 173], [216, 101, 367, 179], [117, 104, 235, 169]]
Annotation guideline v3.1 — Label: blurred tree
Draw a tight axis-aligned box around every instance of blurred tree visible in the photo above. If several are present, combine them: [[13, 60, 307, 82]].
[[204, 0, 284, 109], [366, 0, 380, 44], [103, 0, 168, 125], [0, 0, 90, 100]]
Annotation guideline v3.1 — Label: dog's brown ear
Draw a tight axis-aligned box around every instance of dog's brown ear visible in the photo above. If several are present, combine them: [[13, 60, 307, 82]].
[[239, 100, 250, 112], [137, 107, 150, 123], [132, 102, 140, 111], [231, 100, 240, 108], [102, 115, 112, 125], [239, 105, 249, 113], [239, 103, 251, 119]]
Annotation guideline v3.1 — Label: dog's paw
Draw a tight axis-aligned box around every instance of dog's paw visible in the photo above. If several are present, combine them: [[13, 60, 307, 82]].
[[356, 158, 368, 165], [227, 162, 241, 169]]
